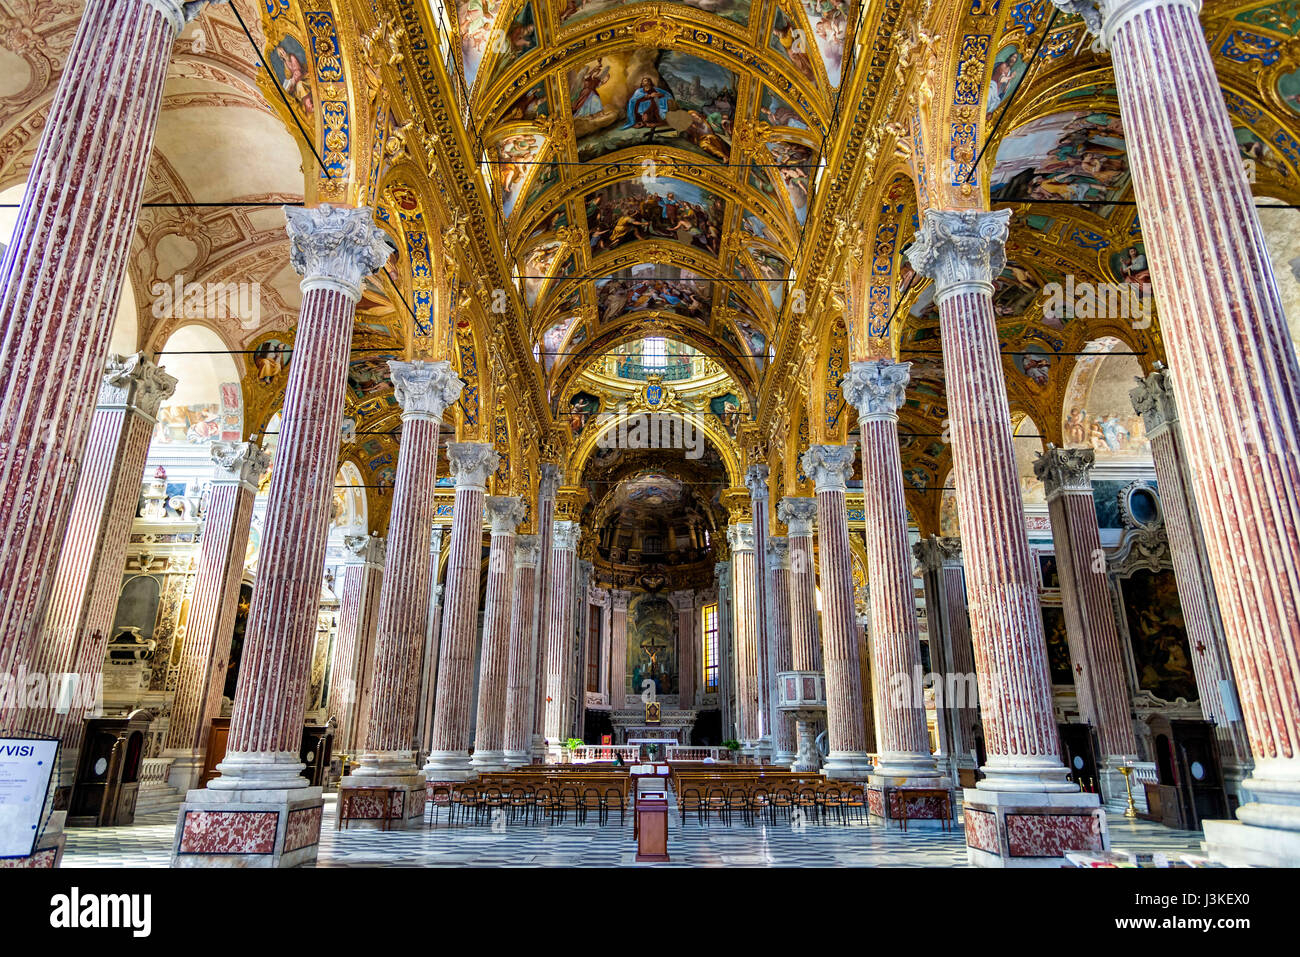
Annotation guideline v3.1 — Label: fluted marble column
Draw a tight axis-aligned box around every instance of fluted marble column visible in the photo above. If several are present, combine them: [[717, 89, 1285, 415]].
[[766, 537, 798, 765], [531, 465, 561, 757], [417, 525, 447, 753], [714, 562, 734, 737], [349, 365, 462, 814], [570, 559, 594, 739], [162, 441, 270, 793], [746, 465, 775, 756], [0, 2, 216, 742], [471, 496, 525, 771], [330, 534, 385, 754], [610, 589, 631, 712], [504, 535, 542, 765], [423, 442, 498, 781], [669, 590, 696, 709], [844, 360, 941, 785], [779, 498, 824, 771], [913, 536, 979, 775], [727, 523, 761, 744], [1130, 365, 1249, 773], [1034, 446, 1138, 783], [173, 204, 390, 868], [543, 521, 581, 755], [24, 354, 176, 766], [800, 446, 872, 780], [1055, 0, 1300, 866], [909, 208, 1101, 866]]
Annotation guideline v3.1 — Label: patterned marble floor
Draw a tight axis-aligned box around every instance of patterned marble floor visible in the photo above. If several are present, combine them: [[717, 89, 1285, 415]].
[[59, 795, 1208, 867]]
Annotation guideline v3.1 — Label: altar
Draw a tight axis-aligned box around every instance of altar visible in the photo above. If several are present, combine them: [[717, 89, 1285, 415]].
[[611, 708, 697, 746]]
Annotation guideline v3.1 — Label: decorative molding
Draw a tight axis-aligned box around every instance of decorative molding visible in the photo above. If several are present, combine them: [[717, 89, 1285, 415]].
[[284, 204, 391, 300]]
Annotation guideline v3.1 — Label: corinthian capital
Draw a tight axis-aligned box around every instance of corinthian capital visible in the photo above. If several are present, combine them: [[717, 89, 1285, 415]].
[[100, 353, 178, 420], [777, 497, 818, 537], [912, 535, 962, 571], [1048, 0, 1200, 49], [1033, 445, 1096, 498], [800, 444, 856, 494], [842, 360, 911, 422], [744, 464, 770, 501], [146, 0, 217, 35], [766, 536, 790, 571], [539, 464, 563, 500], [210, 441, 271, 488], [727, 522, 755, 552], [447, 442, 499, 490], [285, 204, 392, 300], [389, 360, 463, 421], [906, 209, 1012, 303], [485, 495, 526, 534], [515, 534, 542, 567], [1130, 361, 1179, 439], [552, 520, 581, 551], [343, 532, 386, 568]]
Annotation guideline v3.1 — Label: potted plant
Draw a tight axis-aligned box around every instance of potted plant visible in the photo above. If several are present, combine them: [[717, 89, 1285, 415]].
[[722, 739, 742, 761], [564, 737, 583, 763]]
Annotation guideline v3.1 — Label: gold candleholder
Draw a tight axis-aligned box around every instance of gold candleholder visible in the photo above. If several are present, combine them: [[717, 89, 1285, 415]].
[[1118, 763, 1139, 819]]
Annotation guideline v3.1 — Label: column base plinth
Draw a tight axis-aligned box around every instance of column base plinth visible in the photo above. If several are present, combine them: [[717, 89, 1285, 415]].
[[172, 785, 324, 868], [503, 750, 533, 767], [1204, 815, 1300, 867], [962, 788, 1107, 868], [821, 751, 874, 781], [422, 752, 476, 781], [338, 771, 427, 829], [866, 785, 957, 827], [772, 749, 798, 768], [470, 749, 508, 772], [162, 750, 204, 794]]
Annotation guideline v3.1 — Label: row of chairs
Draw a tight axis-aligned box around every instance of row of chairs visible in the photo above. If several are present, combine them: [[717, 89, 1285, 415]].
[[677, 784, 868, 827], [426, 784, 627, 828]]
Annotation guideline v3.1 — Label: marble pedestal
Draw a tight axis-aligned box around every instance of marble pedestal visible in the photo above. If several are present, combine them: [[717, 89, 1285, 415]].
[[173, 785, 324, 868], [163, 751, 204, 795], [865, 785, 957, 829], [1203, 818, 1300, 867], [962, 788, 1107, 868], [341, 754, 426, 829], [822, 753, 874, 781]]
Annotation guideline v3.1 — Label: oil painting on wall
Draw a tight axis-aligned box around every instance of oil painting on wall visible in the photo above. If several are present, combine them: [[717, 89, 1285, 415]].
[[627, 592, 677, 696], [1122, 568, 1196, 703]]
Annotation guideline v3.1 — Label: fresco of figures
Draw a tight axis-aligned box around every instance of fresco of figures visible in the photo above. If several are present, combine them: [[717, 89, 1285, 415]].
[[539, 314, 585, 371], [568, 49, 736, 164], [991, 111, 1130, 210], [522, 238, 564, 306], [459, 0, 537, 91], [587, 177, 725, 256], [760, 87, 808, 129], [986, 43, 1027, 117], [493, 132, 547, 218], [557, 0, 752, 28], [800, 0, 851, 87], [596, 265, 713, 324], [1062, 339, 1152, 462], [766, 141, 817, 223]]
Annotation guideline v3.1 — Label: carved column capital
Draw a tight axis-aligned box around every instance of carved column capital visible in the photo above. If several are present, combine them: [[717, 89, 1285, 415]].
[[343, 532, 386, 568], [777, 496, 819, 537], [389, 360, 464, 422], [766, 536, 790, 570], [145, 0, 217, 35], [285, 204, 391, 300], [99, 352, 178, 421], [514, 534, 542, 567], [552, 520, 581, 551], [800, 444, 856, 494], [843, 360, 911, 422], [1049, 0, 1202, 50], [210, 441, 271, 489], [1130, 360, 1180, 439], [744, 464, 770, 501], [485, 495, 526, 534], [538, 463, 563, 500], [906, 209, 1012, 304], [611, 588, 632, 611], [447, 441, 499, 490], [1033, 445, 1096, 499], [727, 522, 755, 552]]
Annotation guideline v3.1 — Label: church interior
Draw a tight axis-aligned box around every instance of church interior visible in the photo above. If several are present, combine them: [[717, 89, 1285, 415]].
[[0, 0, 1298, 879]]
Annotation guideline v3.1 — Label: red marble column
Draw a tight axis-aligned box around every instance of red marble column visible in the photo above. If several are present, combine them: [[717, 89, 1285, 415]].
[[503, 534, 541, 766], [23, 355, 176, 766], [1130, 365, 1250, 773], [670, 590, 697, 710], [0, 2, 214, 739], [329, 534, 385, 754], [423, 442, 497, 781], [416, 525, 446, 753], [609, 588, 631, 711], [800, 446, 873, 779], [844, 360, 941, 784], [173, 204, 390, 868], [352, 363, 462, 800], [1058, 0, 1300, 864], [1034, 446, 1138, 778], [766, 537, 799, 765], [913, 536, 979, 773], [727, 523, 761, 744], [162, 441, 269, 793], [531, 465, 561, 757], [570, 561, 594, 740], [909, 208, 1102, 866], [714, 561, 735, 738], [779, 498, 823, 673], [746, 466, 775, 755], [542, 520, 580, 755], [471, 496, 525, 771]]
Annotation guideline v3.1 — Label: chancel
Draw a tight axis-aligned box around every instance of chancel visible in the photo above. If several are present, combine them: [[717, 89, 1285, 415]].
[[0, 0, 1298, 878]]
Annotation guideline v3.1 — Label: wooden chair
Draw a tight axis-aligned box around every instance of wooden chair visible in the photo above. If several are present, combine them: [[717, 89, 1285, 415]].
[[531, 785, 555, 825], [581, 787, 604, 825], [555, 786, 580, 824], [727, 787, 751, 826], [843, 785, 867, 824], [452, 786, 479, 827], [705, 786, 728, 826], [506, 786, 531, 824]]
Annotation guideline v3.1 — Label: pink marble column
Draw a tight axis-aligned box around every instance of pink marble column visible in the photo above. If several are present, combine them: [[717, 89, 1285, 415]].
[[329, 534, 385, 754], [609, 588, 631, 711], [173, 205, 390, 868], [727, 523, 761, 744], [24, 354, 176, 767], [503, 534, 541, 766], [1130, 365, 1250, 772], [542, 520, 580, 755], [714, 561, 735, 738], [746, 466, 775, 755], [670, 590, 696, 709], [766, 538, 799, 765], [800, 446, 873, 779], [569, 559, 594, 740], [779, 498, 823, 674], [531, 465, 561, 757], [352, 363, 462, 799], [1034, 446, 1138, 780], [1058, 0, 1300, 864], [913, 536, 979, 773], [843, 360, 941, 784], [0, 2, 215, 738], [417, 524, 446, 753], [909, 209, 1101, 866], [471, 496, 525, 771], [423, 442, 498, 781], [162, 441, 270, 793]]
